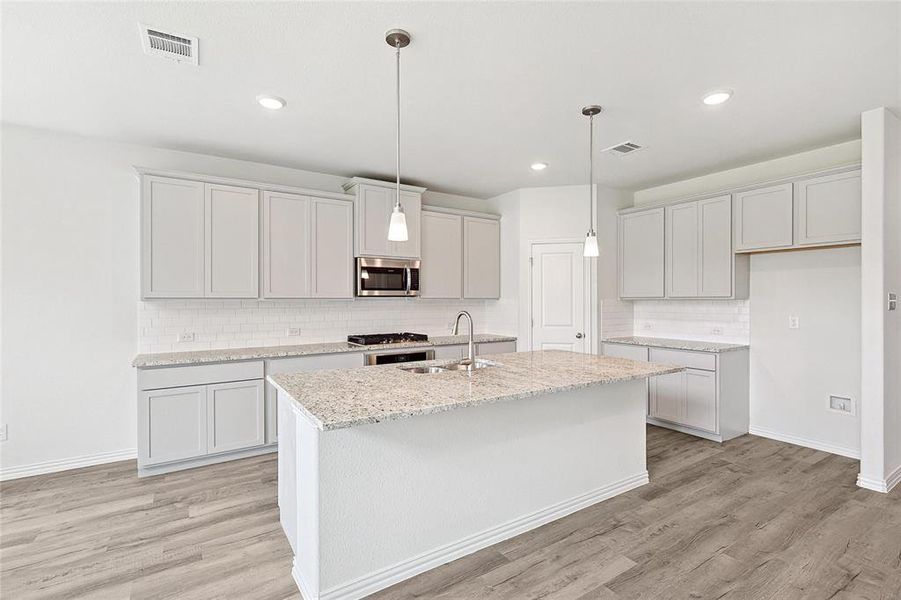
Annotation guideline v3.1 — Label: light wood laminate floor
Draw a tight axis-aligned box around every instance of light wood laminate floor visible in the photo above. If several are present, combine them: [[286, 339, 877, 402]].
[[3, 426, 899, 599]]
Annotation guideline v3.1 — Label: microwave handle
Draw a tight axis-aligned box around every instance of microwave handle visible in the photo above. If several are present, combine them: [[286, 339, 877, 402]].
[[405, 266, 412, 293]]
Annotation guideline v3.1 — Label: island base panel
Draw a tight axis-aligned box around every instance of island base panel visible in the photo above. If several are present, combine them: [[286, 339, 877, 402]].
[[278, 379, 648, 600]]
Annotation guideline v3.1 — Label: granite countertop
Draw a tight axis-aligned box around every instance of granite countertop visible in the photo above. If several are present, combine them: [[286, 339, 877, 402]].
[[268, 350, 682, 431], [132, 334, 517, 368], [602, 336, 749, 353]]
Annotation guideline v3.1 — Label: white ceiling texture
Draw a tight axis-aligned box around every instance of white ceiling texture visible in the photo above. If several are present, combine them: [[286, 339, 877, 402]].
[[2, 1, 899, 197]]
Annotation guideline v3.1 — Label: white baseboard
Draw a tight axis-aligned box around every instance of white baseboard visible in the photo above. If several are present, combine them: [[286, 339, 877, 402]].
[[857, 464, 901, 494], [317, 471, 649, 600], [0, 448, 137, 481], [748, 426, 860, 460], [293, 560, 317, 600]]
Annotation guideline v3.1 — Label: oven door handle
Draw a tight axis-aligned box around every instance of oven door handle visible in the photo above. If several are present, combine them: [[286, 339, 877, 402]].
[[405, 266, 412, 294]]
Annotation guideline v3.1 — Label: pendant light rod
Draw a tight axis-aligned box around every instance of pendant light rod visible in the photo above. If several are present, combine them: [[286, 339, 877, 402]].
[[385, 29, 411, 242], [581, 105, 602, 258]]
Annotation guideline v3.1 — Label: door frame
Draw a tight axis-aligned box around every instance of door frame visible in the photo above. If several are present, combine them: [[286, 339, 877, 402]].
[[528, 239, 596, 354]]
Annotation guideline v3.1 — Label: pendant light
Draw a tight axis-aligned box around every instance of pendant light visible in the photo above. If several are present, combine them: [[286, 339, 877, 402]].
[[582, 105, 602, 257], [386, 29, 410, 242]]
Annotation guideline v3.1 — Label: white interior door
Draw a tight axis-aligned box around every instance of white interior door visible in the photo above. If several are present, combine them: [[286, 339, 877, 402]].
[[530, 242, 587, 352]]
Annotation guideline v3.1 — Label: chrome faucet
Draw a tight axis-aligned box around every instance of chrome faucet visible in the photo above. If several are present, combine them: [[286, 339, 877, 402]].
[[452, 311, 475, 364]]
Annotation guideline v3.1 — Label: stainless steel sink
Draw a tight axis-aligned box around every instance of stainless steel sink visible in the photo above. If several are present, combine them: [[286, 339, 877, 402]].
[[400, 365, 448, 374], [443, 359, 498, 371]]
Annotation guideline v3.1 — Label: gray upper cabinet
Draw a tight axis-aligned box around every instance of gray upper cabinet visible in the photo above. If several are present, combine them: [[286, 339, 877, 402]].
[[698, 196, 734, 297], [794, 169, 861, 246], [421, 211, 463, 298], [142, 176, 258, 299], [619, 208, 665, 298], [733, 183, 793, 252], [311, 198, 354, 298], [204, 183, 259, 298], [261, 193, 352, 299], [262, 191, 311, 299], [344, 178, 423, 259], [666, 202, 699, 297], [463, 216, 501, 299], [141, 176, 205, 298]]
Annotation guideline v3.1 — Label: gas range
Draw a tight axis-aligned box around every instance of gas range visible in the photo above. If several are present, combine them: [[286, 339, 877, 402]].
[[347, 332, 429, 346]]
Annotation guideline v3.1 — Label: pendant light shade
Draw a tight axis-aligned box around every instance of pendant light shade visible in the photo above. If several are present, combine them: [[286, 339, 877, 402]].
[[388, 204, 408, 241], [386, 28, 411, 242], [583, 230, 599, 257], [582, 105, 602, 258]]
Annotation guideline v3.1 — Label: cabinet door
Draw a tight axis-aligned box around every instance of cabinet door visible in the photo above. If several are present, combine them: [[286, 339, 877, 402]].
[[463, 216, 501, 299], [650, 372, 683, 424], [794, 170, 861, 246], [356, 185, 392, 257], [603, 343, 648, 362], [392, 190, 422, 258], [312, 198, 353, 298], [262, 191, 311, 298], [207, 380, 265, 454], [141, 176, 205, 298], [733, 183, 793, 251], [683, 368, 717, 433], [666, 202, 699, 297], [476, 341, 516, 355], [698, 195, 733, 297], [619, 208, 665, 298], [433, 345, 465, 360], [139, 385, 207, 465], [420, 211, 463, 298], [205, 183, 259, 298]]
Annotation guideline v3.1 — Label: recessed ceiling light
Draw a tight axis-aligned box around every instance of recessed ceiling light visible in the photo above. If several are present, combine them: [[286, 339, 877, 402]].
[[531, 162, 548, 171], [702, 90, 733, 106], [256, 95, 286, 110]]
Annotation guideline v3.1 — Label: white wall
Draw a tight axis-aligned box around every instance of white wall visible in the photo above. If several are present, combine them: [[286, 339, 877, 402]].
[[0, 124, 504, 478], [859, 107, 901, 491], [488, 185, 632, 353], [749, 248, 861, 458]]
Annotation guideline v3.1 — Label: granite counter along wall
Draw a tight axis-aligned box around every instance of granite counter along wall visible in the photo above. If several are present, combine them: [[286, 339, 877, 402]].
[[138, 298, 514, 354]]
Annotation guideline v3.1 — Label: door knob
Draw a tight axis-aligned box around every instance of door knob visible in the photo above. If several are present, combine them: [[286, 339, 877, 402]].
[[575, 333, 584, 339]]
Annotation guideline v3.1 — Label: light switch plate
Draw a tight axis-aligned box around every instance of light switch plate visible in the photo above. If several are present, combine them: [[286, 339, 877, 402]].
[[286, 327, 301, 337]]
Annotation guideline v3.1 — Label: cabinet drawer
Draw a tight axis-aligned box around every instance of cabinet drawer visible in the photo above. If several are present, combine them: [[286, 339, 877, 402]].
[[477, 341, 516, 355], [603, 343, 648, 362], [649, 348, 716, 371], [139, 361, 264, 390]]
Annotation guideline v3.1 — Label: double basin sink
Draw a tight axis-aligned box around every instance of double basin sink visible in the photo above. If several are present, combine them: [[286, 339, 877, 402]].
[[401, 359, 498, 374]]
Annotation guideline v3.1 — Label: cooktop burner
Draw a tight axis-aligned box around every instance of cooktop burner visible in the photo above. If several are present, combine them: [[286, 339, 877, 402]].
[[347, 332, 429, 346]]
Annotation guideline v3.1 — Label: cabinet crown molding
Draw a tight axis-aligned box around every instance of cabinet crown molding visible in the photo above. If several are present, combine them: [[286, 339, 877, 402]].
[[342, 176, 427, 194]]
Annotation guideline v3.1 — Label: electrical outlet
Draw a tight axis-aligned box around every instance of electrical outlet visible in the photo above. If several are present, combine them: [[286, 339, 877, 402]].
[[177, 331, 196, 343], [712, 327, 723, 335], [286, 327, 301, 337], [642, 322, 654, 331], [788, 316, 800, 329], [0, 424, 7, 442], [828, 395, 855, 415]]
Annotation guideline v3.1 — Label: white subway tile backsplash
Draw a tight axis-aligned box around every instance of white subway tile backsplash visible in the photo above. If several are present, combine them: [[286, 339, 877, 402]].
[[138, 298, 516, 352], [631, 299, 750, 344]]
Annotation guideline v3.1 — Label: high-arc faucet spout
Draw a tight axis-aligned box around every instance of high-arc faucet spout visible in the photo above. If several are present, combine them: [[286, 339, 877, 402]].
[[452, 311, 475, 364]]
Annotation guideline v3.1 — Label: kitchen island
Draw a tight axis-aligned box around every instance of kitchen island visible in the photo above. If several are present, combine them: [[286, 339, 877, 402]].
[[269, 350, 681, 600]]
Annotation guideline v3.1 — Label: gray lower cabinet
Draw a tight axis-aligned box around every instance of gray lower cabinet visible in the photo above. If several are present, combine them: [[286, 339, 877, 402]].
[[139, 385, 208, 465], [603, 342, 749, 442], [137, 361, 268, 476], [207, 380, 265, 454]]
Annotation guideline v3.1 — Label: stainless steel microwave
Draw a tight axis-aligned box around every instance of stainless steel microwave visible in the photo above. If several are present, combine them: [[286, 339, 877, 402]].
[[356, 257, 420, 297]]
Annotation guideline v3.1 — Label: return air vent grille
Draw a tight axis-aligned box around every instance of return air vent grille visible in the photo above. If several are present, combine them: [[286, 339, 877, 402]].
[[603, 141, 644, 156], [140, 24, 198, 65]]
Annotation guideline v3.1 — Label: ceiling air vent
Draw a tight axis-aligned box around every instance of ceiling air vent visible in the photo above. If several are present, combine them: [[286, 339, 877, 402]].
[[603, 141, 644, 156], [140, 24, 198, 65]]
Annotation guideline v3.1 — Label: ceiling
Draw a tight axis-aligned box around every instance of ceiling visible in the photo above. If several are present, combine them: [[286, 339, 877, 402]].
[[2, 2, 898, 198]]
